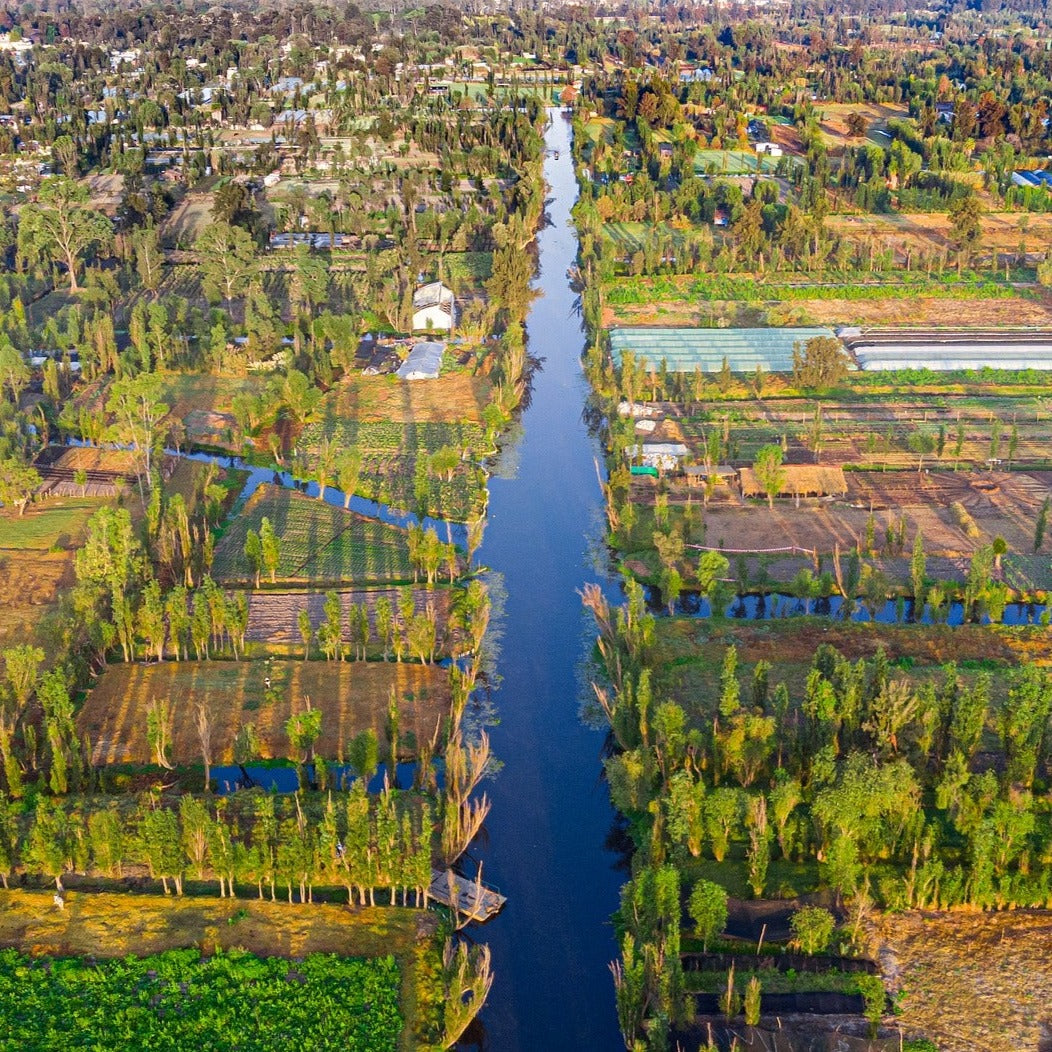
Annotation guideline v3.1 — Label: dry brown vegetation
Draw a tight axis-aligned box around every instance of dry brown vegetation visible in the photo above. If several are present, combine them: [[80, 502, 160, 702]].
[[78, 659, 450, 766], [826, 211, 1052, 257], [321, 372, 493, 426], [0, 888, 430, 961], [814, 101, 910, 149], [871, 909, 1052, 1052]]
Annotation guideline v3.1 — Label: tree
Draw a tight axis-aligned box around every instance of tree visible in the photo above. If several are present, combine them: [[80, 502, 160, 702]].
[[0, 458, 41, 516], [18, 177, 113, 291], [845, 112, 868, 138], [752, 444, 786, 509], [792, 335, 851, 389], [910, 532, 926, 601], [105, 374, 169, 496], [1035, 497, 1049, 551], [688, 879, 728, 950], [132, 225, 164, 294], [949, 195, 983, 272], [243, 528, 263, 587], [259, 517, 280, 583], [0, 341, 30, 404], [195, 221, 257, 309], [336, 449, 362, 508], [907, 430, 935, 473], [790, 906, 835, 954]]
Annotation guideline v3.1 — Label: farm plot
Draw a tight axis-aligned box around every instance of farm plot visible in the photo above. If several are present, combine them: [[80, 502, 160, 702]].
[[309, 374, 493, 430], [78, 659, 450, 766], [246, 587, 459, 655], [0, 498, 100, 649], [631, 468, 1052, 591], [602, 222, 710, 256], [212, 486, 414, 585], [161, 192, 215, 245]]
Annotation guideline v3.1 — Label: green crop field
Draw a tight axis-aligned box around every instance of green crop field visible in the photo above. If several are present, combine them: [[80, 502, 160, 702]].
[[0, 499, 99, 552], [212, 486, 414, 584], [692, 148, 787, 174], [0, 947, 402, 1052]]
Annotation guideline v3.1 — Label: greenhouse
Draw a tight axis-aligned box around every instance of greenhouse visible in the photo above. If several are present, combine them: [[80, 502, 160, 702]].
[[609, 326, 836, 373], [843, 329, 1052, 371]]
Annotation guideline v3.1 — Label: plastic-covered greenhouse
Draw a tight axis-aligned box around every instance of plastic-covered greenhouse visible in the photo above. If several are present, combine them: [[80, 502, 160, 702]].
[[609, 327, 835, 373], [843, 329, 1052, 371]]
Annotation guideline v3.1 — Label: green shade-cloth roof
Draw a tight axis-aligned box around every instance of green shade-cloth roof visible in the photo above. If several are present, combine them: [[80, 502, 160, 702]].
[[610, 326, 836, 373]]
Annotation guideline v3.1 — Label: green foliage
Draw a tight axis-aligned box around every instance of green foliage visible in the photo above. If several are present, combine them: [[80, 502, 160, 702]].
[[0, 947, 402, 1051], [790, 906, 836, 955], [688, 879, 728, 950]]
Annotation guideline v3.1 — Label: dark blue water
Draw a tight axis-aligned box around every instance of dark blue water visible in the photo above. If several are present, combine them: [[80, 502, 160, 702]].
[[470, 112, 624, 1051], [648, 589, 1049, 626]]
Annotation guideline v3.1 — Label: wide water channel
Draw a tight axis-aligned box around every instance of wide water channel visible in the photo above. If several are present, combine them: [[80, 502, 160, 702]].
[[469, 112, 625, 1049]]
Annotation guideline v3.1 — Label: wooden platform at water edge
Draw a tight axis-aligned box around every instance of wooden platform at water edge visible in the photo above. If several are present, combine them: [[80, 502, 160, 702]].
[[429, 868, 506, 922]]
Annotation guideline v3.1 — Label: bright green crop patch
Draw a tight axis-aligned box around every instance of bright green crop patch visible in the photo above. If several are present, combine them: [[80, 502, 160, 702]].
[[0, 947, 402, 1051]]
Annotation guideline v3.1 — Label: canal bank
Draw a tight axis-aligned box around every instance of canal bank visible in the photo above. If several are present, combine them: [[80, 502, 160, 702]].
[[470, 111, 625, 1050]]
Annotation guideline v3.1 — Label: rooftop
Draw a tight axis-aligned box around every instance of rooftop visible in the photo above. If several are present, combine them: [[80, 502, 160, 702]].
[[610, 326, 836, 373]]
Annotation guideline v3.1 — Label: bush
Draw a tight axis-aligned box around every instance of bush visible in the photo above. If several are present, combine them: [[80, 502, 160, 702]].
[[789, 906, 836, 955], [950, 501, 981, 539]]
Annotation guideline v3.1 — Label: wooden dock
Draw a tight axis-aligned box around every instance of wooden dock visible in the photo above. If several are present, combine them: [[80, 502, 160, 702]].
[[429, 868, 506, 923]]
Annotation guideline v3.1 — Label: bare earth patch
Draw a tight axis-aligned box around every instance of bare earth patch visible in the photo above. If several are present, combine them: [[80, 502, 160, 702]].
[[871, 909, 1052, 1052]]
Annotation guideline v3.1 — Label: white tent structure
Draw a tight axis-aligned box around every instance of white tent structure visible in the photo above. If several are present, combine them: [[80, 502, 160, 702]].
[[397, 341, 444, 380]]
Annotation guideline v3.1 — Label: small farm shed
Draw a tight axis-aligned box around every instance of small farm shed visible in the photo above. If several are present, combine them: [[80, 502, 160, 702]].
[[627, 442, 690, 471], [843, 328, 1052, 371], [684, 465, 738, 487], [412, 281, 456, 332], [610, 327, 837, 374], [396, 341, 444, 380], [739, 464, 847, 500]]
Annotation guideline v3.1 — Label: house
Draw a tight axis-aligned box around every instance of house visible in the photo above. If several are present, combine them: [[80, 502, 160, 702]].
[[657, 142, 674, 160], [396, 341, 444, 380], [627, 443, 690, 472], [412, 282, 456, 332], [935, 102, 954, 124], [754, 142, 783, 157]]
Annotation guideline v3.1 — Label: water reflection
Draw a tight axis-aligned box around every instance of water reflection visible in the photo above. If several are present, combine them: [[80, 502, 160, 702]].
[[647, 587, 1049, 626]]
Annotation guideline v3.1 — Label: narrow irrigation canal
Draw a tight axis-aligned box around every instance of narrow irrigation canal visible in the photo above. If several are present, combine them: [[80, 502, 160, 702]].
[[469, 112, 625, 1050]]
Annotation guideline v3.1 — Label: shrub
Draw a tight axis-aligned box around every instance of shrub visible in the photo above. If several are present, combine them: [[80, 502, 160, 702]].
[[789, 906, 836, 955]]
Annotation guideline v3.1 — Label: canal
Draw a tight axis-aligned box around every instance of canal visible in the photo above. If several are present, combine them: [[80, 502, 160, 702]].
[[470, 111, 625, 1050]]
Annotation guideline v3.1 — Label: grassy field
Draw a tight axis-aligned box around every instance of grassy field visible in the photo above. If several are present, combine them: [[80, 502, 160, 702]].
[[212, 486, 415, 585], [77, 658, 451, 766], [826, 211, 1052, 258], [0, 498, 100, 650], [0, 890, 441, 1052]]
